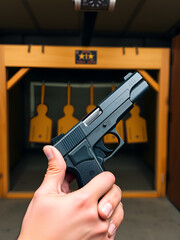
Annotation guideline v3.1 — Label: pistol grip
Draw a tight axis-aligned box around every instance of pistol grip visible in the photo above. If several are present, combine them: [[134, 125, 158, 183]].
[[71, 160, 104, 188], [65, 140, 104, 187]]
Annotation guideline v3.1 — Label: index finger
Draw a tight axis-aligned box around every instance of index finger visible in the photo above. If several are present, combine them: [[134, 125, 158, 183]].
[[80, 171, 115, 201]]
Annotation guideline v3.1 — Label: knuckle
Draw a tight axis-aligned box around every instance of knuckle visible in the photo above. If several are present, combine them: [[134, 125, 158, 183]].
[[114, 184, 121, 192], [75, 194, 91, 209], [113, 185, 122, 200], [87, 208, 98, 222], [33, 189, 41, 199], [103, 171, 116, 184], [121, 207, 125, 221], [114, 206, 124, 226], [108, 172, 116, 184]]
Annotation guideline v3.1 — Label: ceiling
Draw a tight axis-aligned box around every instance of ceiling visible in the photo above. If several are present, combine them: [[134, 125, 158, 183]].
[[0, 0, 180, 45]]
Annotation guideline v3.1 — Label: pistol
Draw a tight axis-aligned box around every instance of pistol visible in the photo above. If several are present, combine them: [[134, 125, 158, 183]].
[[52, 72, 149, 188]]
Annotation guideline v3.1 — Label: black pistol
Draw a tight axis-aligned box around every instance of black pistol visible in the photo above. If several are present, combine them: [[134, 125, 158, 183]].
[[52, 72, 149, 188]]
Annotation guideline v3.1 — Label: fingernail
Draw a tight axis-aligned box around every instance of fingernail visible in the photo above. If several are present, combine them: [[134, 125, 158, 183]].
[[108, 223, 116, 237], [101, 203, 113, 218], [43, 146, 53, 160]]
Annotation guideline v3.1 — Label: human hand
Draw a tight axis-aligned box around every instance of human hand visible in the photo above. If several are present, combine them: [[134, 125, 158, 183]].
[[18, 145, 124, 240]]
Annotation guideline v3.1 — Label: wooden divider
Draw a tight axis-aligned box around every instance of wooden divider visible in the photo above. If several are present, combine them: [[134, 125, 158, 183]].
[[168, 34, 180, 208], [4, 45, 162, 69], [156, 50, 170, 197], [0, 45, 170, 198], [0, 46, 9, 198]]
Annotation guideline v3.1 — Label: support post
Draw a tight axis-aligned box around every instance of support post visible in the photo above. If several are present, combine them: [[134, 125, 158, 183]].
[[0, 46, 9, 197], [155, 49, 170, 196]]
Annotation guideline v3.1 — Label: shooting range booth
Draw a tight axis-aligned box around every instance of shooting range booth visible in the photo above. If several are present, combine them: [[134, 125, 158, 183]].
[[0, 45, 170, 199]]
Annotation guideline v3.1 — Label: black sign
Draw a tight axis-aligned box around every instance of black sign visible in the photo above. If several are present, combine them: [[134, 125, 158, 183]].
[[75, 50, 97, 64]]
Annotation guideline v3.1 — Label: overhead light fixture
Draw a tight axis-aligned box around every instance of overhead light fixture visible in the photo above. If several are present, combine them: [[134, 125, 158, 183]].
[[73, 0, 116, 12]]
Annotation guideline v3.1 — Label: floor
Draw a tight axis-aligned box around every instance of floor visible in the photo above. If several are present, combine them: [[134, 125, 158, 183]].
[[0, 197, 179, 240]]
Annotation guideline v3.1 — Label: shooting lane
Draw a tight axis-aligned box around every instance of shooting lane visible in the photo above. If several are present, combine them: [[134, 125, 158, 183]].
[[0, 45, 170, 199]]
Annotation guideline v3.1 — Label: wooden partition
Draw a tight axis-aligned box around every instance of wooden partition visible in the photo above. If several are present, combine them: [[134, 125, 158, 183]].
[[0, 46, 7, 198], [0, 45, 170, 198], [168, 34, 180, 209]]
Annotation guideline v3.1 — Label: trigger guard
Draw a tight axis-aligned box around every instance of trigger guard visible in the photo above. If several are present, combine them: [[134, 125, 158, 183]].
[[103, 127, 124, 162], [108, 127, 120, 140], [95, 139, 113, 153]]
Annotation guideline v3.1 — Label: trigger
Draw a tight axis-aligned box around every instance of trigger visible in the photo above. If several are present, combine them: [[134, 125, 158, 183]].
[[95, 139, 113, 153], [94, 148, 105, 165], [94, 139, 113, 164]]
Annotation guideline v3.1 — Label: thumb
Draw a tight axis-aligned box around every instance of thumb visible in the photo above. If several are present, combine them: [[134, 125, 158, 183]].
[[38, 145, 67, 194]]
